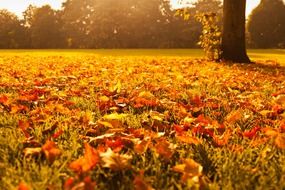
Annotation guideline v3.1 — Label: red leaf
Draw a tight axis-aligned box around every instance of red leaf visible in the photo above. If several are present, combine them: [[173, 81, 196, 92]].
[[0, 95, 8, 104], [243, 126, 261, 139]]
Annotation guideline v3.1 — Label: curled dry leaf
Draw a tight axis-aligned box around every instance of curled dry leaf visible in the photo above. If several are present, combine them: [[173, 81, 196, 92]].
[[69, 143, 100, 173], [100, 148, 132, 171]]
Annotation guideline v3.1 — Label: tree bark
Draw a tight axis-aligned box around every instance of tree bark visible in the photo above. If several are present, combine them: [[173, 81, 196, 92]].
[[221, 0, 251, 63]]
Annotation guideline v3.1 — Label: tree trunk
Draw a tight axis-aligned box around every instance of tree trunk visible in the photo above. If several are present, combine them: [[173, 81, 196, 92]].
[[221, 0, 251, 63]]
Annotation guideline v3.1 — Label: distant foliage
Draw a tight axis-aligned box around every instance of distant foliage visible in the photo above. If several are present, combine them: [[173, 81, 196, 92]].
[[195, 12, 222, 61], [247, 0, 285, 48]]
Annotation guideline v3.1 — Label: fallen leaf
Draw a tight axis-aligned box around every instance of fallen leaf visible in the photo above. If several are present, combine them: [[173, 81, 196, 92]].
[[42, 140, 61, 163], [69, 143, 100, 173], [100, 148, 132, 171], [134, 171, 154, 190], [17, 181, 30, 190], [154, 138, 174, 160], [134, 139, 152, 154], [176, 135, 201, 145], [275, 134, 285, 149], [224, 109, 243, 124], [23, 147, 42, 157], [173, 158, 203, 183]]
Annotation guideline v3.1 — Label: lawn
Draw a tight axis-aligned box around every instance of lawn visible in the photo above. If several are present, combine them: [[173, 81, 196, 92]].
[[0, 50, 284, 190]]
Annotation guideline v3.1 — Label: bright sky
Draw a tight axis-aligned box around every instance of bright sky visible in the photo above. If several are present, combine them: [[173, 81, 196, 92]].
[[171, 0, 261, 16], [0, 0, 260, 18], [0, 0, 64, 17]]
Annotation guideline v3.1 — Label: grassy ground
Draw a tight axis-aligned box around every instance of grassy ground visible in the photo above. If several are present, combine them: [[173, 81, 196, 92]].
[[1, 49, 285, 63], [0, 50, 284, 190]]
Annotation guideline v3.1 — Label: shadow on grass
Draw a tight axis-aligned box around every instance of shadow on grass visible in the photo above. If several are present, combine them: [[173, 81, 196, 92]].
[[226, 60, 285, 76]]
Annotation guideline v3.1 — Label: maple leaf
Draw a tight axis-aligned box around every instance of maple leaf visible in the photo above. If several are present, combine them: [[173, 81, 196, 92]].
[[42, 140, 61, 163], [100, 148, 132, 171], [69, 143, 100, 173], [173, 158, 203, 183]]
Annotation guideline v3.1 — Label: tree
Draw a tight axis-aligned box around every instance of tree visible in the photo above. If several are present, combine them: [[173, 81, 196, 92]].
[[221, 0, 250, 63], [247, 0, 285, 48], [61, 0, 94, 48], [24, 5, 64, 48], [0, 10, 27, 48]]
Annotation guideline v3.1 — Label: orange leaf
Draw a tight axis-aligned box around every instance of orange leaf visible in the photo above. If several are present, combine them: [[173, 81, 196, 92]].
[[17, 182, 30, 190], [213, 129, 232, 147], [18, 120, 31, 138], [275, 134, 285, 149], [154, 138, 174, 160], [42, 140, 61, 163], [224, 110, 243, 124], [69, 143, 99, 173], [0, 95, 8, 104], [173, 158, 203, 183], [176, 135, 201, 145], [134, 139, 151, 154]]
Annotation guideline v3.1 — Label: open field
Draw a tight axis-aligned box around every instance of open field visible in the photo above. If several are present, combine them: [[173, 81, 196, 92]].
[[1, 49, 285, 63], [0, 50, 285, 189]]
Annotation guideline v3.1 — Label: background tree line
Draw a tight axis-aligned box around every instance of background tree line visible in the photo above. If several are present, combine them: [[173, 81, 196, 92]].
[[0, 0, 284, 49]]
